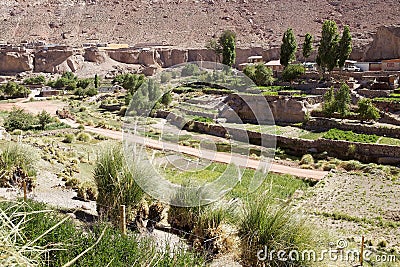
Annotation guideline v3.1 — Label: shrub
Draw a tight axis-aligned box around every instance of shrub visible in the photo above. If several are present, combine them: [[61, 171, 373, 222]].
[[160, 92, 172, 106], [4, 107, 36, 131], [340, 160, 363, 171], [63, 134, 75, 143], [93, 144, 146, 222], [243, 63, 274, 86], [357, 98, 380, 122], [300, 154, 314, 165], [282, 64, 305, 83], [76, 132, 91, 142], [37, 110, 52, 130], [77, 124, 85, 130], [239, 196, 316, 266], [181, 64, 200, 77], [0, 143, 38, 188], [65, 177, 80, 188], [160, 72, 172, 83]]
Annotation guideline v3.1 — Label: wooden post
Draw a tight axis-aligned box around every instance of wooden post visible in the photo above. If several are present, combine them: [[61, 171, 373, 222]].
[[360, 235, 365, 266], [120, 205, 126, 235], [23, 180, 27, 202]]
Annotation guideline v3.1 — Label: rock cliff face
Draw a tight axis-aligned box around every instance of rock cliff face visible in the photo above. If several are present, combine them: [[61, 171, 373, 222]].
[[364, 25, 400, 61], [0, 52, 33, 74], [220, 94, 308, 124]]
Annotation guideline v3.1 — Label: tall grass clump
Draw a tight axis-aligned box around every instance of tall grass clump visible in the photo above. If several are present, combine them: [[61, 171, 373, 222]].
[[0, 200, 205, 266], [93, 144, 145, 222], [0, 143, 38, 188], [0, 201, 54, 266], [239, 196, 317, 266]]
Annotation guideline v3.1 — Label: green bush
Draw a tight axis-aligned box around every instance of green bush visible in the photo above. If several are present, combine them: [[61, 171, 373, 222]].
[[356, 98, 380, 121], [4, 107, 36, 131], [160, 72, 172, 83], [282, 64, 305, 83], [181, 64, 200, 77], [63, 134, 75, 143], [243, 63, 274, 86], [340, 160, 363, 171], [76, 132, 91, 142], [322, 129, 378, 143]]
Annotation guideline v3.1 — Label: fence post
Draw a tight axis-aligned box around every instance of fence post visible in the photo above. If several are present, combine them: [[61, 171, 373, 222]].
[[360, 235, 364, 266], [23, 180, 27, 202], [120, 205, 126, 235]]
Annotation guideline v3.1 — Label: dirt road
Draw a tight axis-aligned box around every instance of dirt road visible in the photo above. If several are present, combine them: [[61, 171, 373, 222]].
[[61, 119, 328, 181]]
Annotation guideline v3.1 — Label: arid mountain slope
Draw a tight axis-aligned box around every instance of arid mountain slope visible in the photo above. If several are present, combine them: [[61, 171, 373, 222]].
[[1, 0, 399, 49]]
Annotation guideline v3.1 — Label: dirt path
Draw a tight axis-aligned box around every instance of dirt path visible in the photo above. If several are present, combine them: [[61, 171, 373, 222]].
[[61, 119, 328, 181]]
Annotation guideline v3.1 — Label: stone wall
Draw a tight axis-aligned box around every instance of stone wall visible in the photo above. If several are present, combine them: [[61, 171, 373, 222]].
[[373, 100, 400, 113], [156, 110, 400, 165], [357, 89, 391, 98]]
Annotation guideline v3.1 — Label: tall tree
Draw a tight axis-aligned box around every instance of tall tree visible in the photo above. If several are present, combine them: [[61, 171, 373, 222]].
[[335, 83, 351, 116], [219, 30, 236, 67], [316, 20, 339, 72], [302, 33, 313, 61], [280, 28, 297, 68], [337, 25, 352, 69], [205, 39, 222, 64]]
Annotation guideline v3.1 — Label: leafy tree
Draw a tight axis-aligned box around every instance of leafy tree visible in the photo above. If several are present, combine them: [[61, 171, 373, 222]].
[[302, 33, 313, 61], [113, 73, 145, 95], [282, 64, 305, 84], [206, 39, 222, 63], [323, 86, 336, 115], [37, 110, 52, 130], [335, 83, 351, 116], [86, 87, 98, 97], [77, 78, 92, 89], [243, 63, 274, 86], [53, 77, 76, 90], [61, 71, 76, 80], [0, 82, 30, 98], [219, 30, 236, 67], [280, 28, 297, 68], [337, 25, 352, 69], [74, 87, 86, 98], [4, 107, 35, 131], [316, 20, 340, 72], [23, 75, 46, 85], [357, 98, 380, 122]]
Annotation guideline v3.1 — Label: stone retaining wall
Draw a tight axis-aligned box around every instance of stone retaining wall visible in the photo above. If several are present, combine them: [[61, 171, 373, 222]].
[[156, 110, 400, 164]]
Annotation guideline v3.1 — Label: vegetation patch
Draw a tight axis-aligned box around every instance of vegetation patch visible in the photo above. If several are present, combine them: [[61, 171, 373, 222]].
[[322, 128, 379, 143]]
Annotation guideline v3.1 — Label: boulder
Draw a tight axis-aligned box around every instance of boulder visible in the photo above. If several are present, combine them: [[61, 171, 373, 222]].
[[0, 52, 33, 73]]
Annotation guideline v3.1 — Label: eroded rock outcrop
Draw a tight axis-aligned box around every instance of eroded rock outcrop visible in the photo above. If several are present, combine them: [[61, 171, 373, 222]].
[[364, 25, 400, 61], [34, 49, 75, 73], [220, 94, 308, 124], [0, 52, 33, 73], [84, 49, 107, 63]]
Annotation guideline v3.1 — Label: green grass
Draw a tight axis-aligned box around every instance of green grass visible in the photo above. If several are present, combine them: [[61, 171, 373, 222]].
[[378, 136, 400, 146], [163, 162, 311, 200], [192, 116, 213, 123], [322, 128, 379, 143], [299, 131, 324, 140], [0, 200, 205, 266]]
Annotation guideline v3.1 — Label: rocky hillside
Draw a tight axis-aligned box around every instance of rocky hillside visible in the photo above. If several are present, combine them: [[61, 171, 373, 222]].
[[1, 0, 400, 49]]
